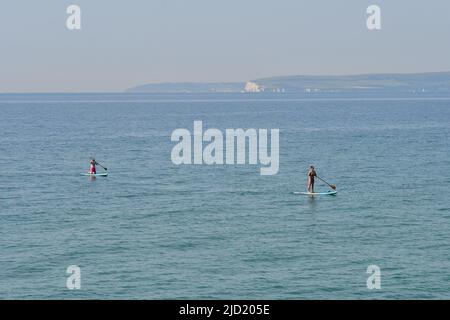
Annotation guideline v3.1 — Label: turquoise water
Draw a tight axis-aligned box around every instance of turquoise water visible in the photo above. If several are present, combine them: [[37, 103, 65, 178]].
[[0, 93, 449, 299]]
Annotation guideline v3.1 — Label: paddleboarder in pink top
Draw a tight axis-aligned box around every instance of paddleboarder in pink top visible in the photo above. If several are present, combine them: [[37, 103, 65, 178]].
[[90, 158, 97, 174]]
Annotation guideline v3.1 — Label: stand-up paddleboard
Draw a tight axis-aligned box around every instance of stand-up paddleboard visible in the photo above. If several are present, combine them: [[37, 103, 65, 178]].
[[294, 190, 337, 196], [80, 172, 108, 177]]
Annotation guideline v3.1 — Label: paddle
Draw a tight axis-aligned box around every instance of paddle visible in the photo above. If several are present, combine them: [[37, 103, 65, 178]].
[[95, 161, 107, 171], [317, 176, 336, 190]]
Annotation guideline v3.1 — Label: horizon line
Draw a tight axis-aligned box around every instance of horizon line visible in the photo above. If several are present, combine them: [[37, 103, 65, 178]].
[[2, 70, 450, 94]]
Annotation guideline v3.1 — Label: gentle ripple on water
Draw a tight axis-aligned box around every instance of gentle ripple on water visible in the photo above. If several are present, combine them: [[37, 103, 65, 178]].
[[0, 93, 449, 299]]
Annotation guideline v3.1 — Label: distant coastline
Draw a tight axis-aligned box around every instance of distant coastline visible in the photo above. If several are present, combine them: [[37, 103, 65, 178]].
[[126, 71, 450, 94]]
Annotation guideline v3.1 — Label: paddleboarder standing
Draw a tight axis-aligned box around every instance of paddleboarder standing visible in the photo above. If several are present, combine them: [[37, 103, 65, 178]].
[[90, 158, 97, 174], [307, 166, 317, 193]]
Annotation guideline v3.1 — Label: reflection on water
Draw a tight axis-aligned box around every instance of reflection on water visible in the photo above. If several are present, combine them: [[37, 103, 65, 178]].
[[307, 195, 317, 211]]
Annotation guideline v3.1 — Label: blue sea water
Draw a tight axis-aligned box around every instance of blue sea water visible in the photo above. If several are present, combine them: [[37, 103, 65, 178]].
[[0, 93, 449, 299]]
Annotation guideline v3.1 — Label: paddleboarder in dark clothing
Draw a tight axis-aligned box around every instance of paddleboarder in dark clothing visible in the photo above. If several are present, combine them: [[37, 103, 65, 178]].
[[307, 166, 317, 193]]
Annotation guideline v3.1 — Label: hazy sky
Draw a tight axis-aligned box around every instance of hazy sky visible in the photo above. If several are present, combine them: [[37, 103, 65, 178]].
[[1, 0, 449, 92]]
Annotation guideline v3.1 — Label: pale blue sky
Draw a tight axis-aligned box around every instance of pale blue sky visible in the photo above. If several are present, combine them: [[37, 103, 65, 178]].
[[1, 0, 449, 92]]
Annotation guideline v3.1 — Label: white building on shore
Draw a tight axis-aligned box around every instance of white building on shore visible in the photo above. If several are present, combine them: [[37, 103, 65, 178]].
[[244, 81, 262, 93]]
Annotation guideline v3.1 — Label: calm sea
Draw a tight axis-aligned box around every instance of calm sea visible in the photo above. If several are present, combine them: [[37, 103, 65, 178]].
[[0, 93, 449, 299]]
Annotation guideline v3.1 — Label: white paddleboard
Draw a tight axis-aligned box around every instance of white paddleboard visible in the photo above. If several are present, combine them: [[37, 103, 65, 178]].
[[294, 191, 337, 196], [80, 172, 108, 177]]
